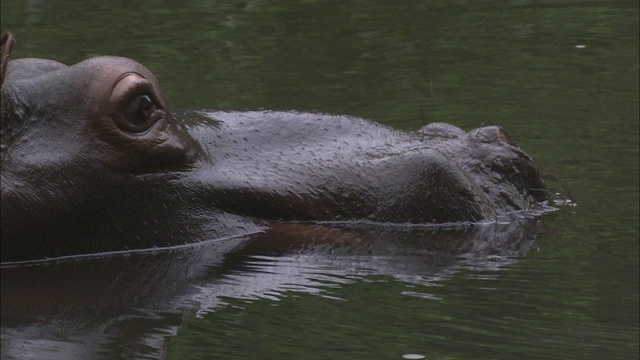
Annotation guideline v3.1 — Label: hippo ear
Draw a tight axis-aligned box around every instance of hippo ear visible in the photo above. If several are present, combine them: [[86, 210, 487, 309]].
[[1, 32, 16, 86]]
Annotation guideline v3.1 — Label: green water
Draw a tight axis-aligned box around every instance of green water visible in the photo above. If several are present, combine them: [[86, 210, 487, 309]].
[[1, 1, 638, 359]]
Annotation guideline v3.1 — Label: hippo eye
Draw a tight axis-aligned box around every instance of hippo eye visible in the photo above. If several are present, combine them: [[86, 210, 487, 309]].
[[111, 73, 166, 133], [124, 94, 156, 127], [124, 95, 157, 131]]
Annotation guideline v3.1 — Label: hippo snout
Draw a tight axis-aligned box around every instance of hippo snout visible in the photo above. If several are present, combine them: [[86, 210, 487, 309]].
[[463, 126, 547, 206]]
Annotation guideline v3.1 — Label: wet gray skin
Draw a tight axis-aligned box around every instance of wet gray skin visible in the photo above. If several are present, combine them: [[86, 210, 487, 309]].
[[0, 33, 547, 262]]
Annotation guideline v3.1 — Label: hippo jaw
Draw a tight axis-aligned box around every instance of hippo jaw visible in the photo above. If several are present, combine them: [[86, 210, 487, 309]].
[[179, 110, 548, 225]]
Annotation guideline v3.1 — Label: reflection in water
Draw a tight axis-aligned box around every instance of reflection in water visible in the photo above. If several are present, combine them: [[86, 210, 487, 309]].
[[1, 216, 545, 359]]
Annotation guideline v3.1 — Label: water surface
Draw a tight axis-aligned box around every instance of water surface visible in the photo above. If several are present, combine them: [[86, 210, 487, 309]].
[[1, 1, 638, 359]]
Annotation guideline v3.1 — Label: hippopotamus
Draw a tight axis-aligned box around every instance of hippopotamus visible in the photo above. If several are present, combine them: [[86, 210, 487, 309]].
[[0, 32, 548, 262]]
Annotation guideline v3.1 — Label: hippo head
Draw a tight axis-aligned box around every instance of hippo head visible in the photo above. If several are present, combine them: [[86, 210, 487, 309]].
[[0, 32, 551, 262]]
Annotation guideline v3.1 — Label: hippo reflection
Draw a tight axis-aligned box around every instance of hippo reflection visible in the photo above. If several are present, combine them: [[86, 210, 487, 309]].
[[2, 218, 542, 358], [0, 33, 548, 262]]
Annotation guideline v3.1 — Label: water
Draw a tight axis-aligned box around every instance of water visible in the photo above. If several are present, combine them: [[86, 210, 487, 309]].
[[1, 1, 638, 359]]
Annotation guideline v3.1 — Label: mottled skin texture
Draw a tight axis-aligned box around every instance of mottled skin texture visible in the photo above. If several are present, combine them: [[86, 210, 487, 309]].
[[0, 33, 547, 262]]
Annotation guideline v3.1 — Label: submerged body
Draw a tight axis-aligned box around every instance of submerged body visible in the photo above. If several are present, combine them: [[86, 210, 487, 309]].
[[0, 33, 547, 262]]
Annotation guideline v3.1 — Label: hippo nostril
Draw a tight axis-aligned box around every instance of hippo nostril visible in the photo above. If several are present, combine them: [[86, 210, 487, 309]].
[[497, 128, 518, 147], [472, 126, 520, 148]]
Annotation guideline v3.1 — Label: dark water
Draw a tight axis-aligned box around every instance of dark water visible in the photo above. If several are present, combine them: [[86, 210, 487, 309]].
[[1, 1, 638, 359]]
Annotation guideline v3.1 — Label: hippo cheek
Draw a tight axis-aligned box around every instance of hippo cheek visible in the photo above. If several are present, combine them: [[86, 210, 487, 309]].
[[89, 116, 199, 173]]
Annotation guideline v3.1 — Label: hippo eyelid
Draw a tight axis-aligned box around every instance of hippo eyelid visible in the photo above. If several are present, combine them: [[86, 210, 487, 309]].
[[110, 73, 154, 106], [109, 73, 166, 133], [115, 71, 146, 83]]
